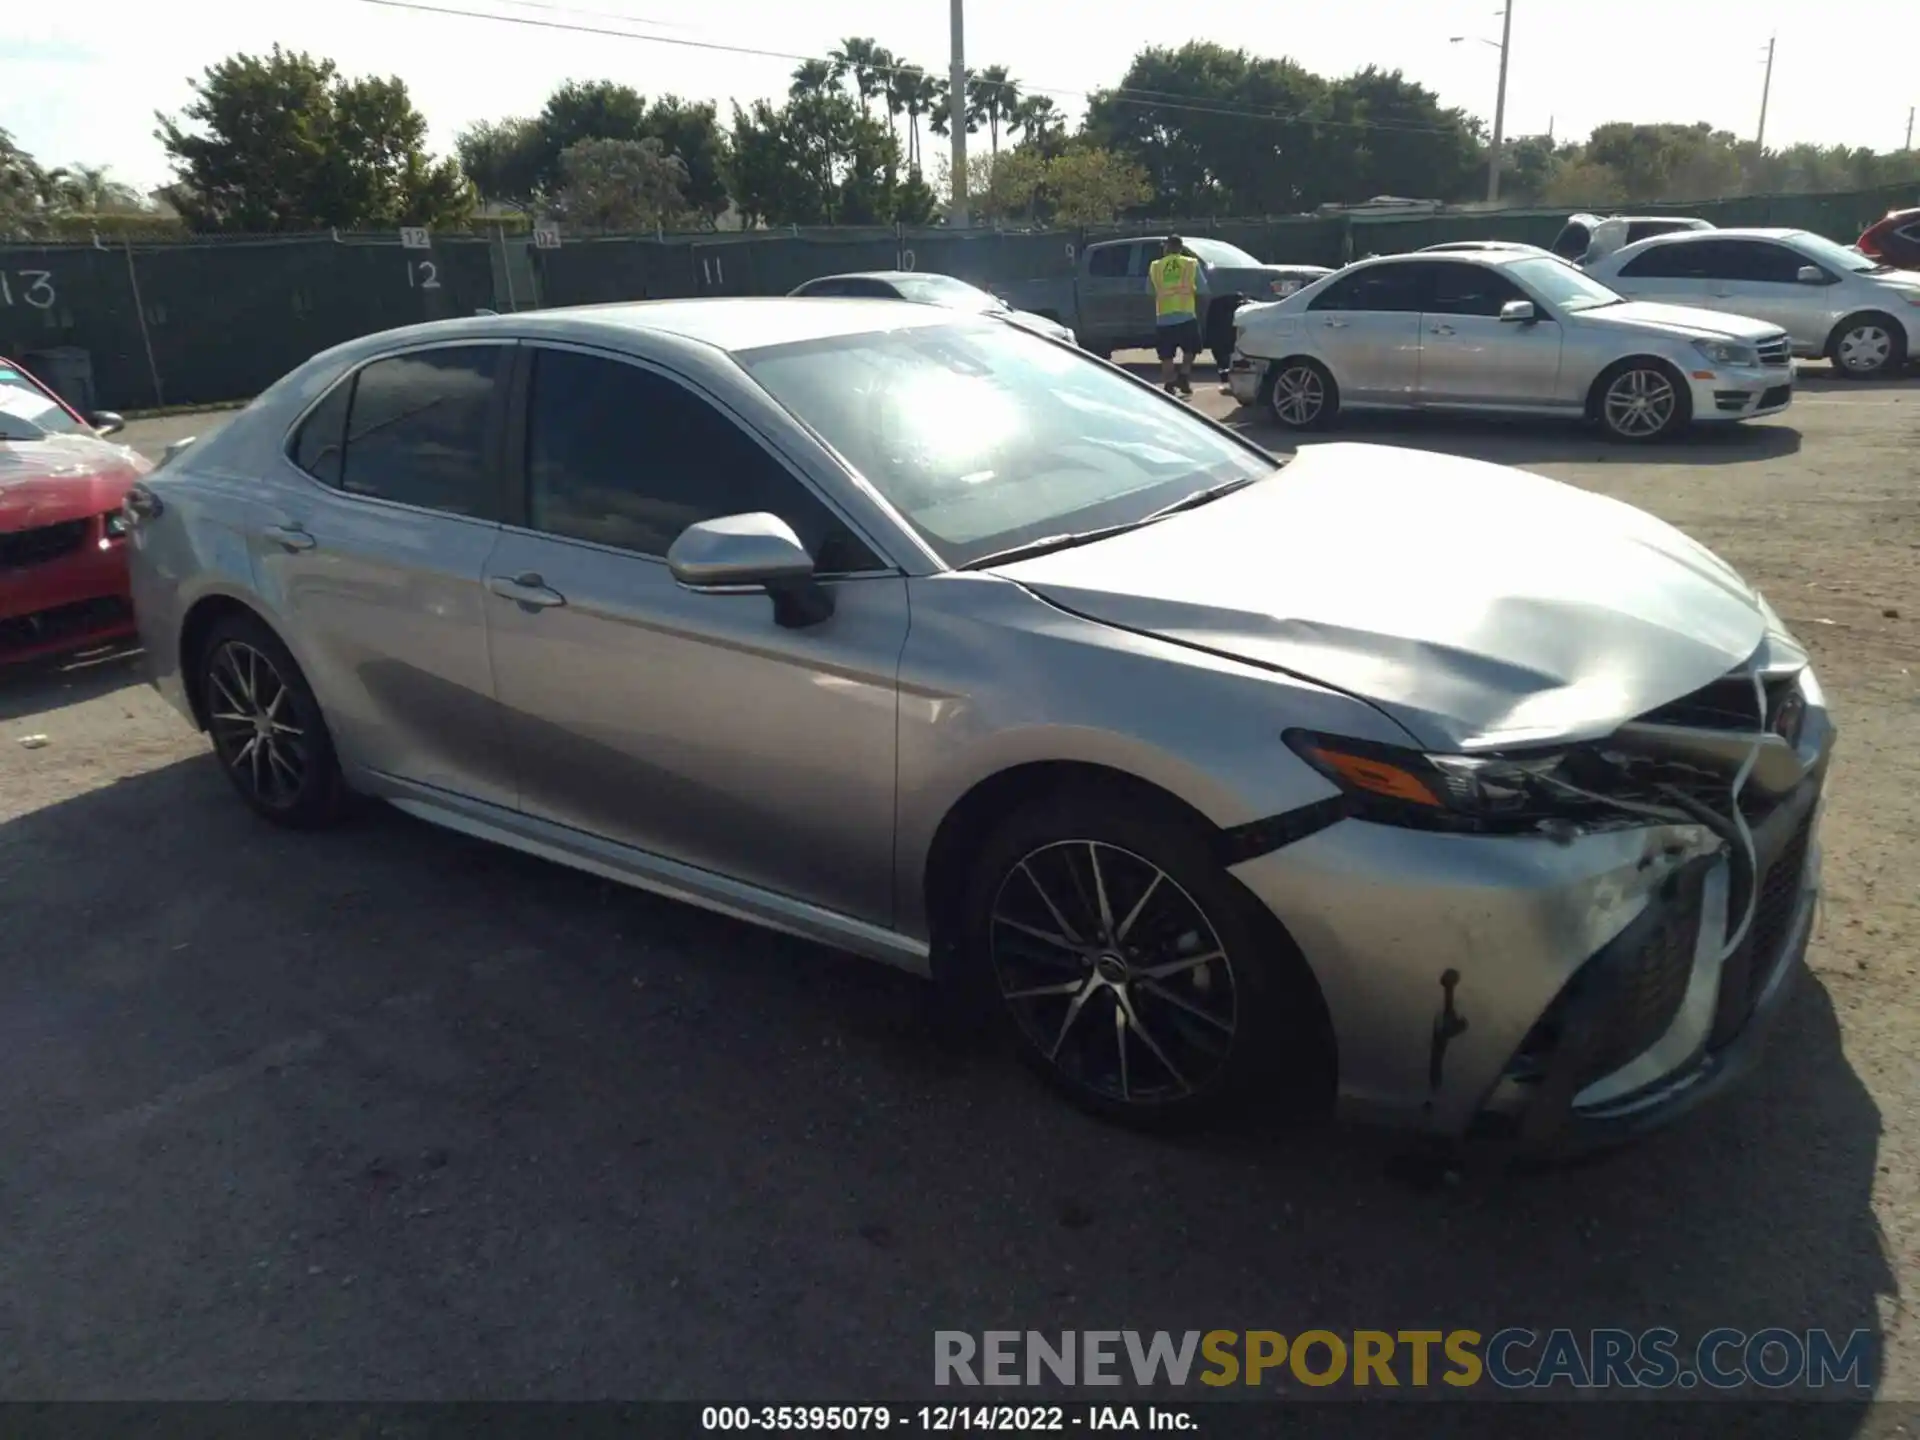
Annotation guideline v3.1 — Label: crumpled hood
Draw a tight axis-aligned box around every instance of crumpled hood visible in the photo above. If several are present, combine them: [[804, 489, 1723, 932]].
[[993, 443, 1771, 752], [0, 436, 151, 532], [1576, 301, 1784, 343]]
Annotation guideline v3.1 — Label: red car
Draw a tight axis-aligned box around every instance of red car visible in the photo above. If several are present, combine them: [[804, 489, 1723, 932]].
[[1857, 206, 1920, 269], [1, 356, 149, 664]]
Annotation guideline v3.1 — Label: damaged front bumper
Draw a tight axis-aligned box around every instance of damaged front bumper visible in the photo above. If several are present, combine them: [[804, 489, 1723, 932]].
[[1228, 660, 1832, 1154]]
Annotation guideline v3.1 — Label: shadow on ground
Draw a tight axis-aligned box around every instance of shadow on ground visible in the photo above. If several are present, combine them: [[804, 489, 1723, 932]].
[[0, 662, 1894, 1413], [0, 642, 146, 724]]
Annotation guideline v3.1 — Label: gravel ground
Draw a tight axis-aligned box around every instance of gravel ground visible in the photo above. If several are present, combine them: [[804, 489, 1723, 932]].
[[0, 370, 1915, 1419]]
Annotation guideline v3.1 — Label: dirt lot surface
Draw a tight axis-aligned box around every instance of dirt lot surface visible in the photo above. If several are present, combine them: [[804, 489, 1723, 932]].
[[2, 368, 1916, 1421]]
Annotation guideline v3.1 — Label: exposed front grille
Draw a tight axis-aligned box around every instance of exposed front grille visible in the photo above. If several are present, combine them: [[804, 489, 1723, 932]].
[[1638, 673, 1790, 732], [1757, 335, 1792, 367], [1508, 878, 1703, 1091], [1758, 385, 1792, 409], [0, 518, 90, 571], [0, 595, 132, 658], [1709, 815, 1812, 1048]]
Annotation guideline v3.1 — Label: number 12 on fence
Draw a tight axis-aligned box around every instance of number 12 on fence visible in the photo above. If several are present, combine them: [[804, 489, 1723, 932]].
[[406, 260, 441, 290]]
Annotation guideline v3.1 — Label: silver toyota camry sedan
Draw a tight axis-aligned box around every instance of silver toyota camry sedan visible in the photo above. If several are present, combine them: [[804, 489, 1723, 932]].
[[124, 299, 1831, 1154]]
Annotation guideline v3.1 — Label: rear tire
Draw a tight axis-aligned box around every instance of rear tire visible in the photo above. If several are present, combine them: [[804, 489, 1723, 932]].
[[196, 613, 349, 828], [1592, 358, 1691, 442], [1261, 357, 1338, 431], [1826, 312, 1906, 379], [957, 785, 1331, 1130]]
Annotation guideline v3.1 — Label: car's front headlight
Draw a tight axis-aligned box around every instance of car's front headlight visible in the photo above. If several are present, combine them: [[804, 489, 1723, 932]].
[[1285, 730, 1569, 832], [1693, 338, 1758, 367]]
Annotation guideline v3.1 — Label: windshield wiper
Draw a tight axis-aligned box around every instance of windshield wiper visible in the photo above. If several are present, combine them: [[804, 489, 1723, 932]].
[[960, 475, 1265, 571]]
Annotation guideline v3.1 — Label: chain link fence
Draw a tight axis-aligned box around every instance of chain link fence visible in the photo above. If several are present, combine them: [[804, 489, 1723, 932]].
[[3, 183, 1911, 411]]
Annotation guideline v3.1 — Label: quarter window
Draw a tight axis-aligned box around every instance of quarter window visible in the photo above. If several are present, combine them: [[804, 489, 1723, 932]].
[[335, 346, 504, 515], [288, 375, 351, 486], [523, 348, 882, 573]]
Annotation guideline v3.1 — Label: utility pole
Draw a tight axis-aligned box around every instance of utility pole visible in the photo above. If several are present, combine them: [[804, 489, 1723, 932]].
[[1907, 105, 1915, 151], [948, 0, 969, 227], [1756, 34, 1776, 149], [1486, 0, 1514, 204]]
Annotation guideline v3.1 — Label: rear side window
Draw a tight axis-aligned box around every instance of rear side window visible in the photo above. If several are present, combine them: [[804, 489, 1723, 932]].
[[1618, 243, 1696, 279], [337, 347, 504, 516], [1087, 245, 1133, 278], [1310, 265, 1426, 313], [1625, 221, 1690, 244], [289, 376, 351, 485]]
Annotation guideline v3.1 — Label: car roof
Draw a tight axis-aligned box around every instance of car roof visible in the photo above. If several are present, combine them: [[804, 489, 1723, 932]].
[[338, 297, 967, 359], [801, 271, 924, 285], [1624, 226, 1803, 244]]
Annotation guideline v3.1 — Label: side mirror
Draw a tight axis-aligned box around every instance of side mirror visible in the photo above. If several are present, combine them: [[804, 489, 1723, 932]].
[[1499, 299, 1537, 324], [1796, 265, 1826, 284], [666, 511, 834, 629], [90, 410, 125, 437]]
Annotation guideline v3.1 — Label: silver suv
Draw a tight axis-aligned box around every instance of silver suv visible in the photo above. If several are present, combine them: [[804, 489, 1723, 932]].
[[1587, 227, 1920, 378], [1229, 249, 1793, 441]]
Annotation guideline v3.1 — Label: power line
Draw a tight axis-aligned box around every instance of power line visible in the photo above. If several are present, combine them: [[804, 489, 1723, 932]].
[[349, 0, 1487, 138]]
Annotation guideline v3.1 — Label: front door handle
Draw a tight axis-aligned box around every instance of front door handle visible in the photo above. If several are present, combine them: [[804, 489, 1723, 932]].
[[261, 523, 315, 552], [1322, 318, 1349, 329], [487, 572, 567, 609], [1428, 324, 1455, 336]]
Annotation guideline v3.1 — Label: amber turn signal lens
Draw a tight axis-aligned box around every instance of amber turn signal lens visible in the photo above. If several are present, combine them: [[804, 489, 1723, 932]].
[[1307, 747, 1443, 807]]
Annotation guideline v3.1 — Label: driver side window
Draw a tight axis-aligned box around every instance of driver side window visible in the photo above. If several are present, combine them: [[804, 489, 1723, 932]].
[[522, 348, 883, 574]]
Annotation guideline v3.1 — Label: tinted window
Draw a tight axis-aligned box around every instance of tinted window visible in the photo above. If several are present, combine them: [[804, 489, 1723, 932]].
[[1618, 241, 1713, 279], [1310, 264, 1427, 313], [1551, 222, 1592, 259], [1625, 220, 1697, 244], [339, 347, 503, 515], [1087, 245, 1133, 278], [289, 376, 351, 485], [524, 348, 881, 573], [1899, 223, 1920, 244], [1426, 262, 1527, 317], [795, 278, 852, 296], [841, 278, 902, 299], [739, 319, 1277, 569], [1723, 241, 1808, 283]]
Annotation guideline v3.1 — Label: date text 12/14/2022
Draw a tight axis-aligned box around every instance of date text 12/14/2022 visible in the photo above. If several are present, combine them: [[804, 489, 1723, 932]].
[[701, 1407, 1195, 1431]]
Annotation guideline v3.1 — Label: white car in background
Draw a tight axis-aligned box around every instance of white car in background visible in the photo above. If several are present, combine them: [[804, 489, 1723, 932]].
[[1587, 227, 1920, 378], [1552, 214, 1714, 267]]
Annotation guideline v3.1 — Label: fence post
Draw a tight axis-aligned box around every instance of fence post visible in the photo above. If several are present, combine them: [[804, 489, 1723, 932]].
[[121, 236, 165, 409]]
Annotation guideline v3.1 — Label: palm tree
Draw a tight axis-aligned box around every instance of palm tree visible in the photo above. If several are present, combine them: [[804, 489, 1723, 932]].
[[969, 65, 1020, 159], [1009, 95, 1063, 149], [897, 66, 940, 171], [789, 59, 837, 100], [831, 37, 884, 117]]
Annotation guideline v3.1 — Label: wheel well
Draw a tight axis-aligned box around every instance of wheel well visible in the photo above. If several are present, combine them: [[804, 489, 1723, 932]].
[[1585, 354, 1688, 421], [177, 594, 267, 730], [920, 759, 1337, 1091]]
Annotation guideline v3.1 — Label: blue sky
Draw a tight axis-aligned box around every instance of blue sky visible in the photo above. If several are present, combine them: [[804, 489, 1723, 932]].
[[3, 0, 1914, 193]]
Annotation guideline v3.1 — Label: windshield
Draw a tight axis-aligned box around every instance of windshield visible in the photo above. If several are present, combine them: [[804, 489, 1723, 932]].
[[1185, 238, 1263, 269], [1507, 256, 1624, 311], [1786, 231, 1880, 274], [0, 362, 86, 437], [739, 319, 1278, 568], [892, 273, 1005, 312]]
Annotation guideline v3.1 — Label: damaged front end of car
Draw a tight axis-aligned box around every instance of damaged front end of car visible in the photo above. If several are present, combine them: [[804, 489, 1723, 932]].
[[1230, 637, 1832, 1158]]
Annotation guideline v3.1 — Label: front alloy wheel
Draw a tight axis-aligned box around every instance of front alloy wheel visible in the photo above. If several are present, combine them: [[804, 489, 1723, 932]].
[[1601, 366, 1683, 441], [990, 840, 1238, 1107], [1268, 362, 1329, 429]]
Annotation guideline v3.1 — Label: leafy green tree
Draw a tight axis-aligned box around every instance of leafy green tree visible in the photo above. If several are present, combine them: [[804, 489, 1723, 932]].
[[551, 137, 691, 232], [1047, 146, 1152, 224], [156, 47, 471, 231], [456, 117, 544, 211], [1319, 68, 1482, 204], [641, 97, 731, 222], [532, 79, 649, 194]]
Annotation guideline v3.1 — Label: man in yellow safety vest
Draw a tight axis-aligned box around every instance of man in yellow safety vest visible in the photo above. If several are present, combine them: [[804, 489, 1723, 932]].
[[1149, 234, 1205, 396]]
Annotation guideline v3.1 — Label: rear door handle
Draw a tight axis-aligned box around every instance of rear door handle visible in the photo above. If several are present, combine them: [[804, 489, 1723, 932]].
[[1428, 324, 1455, 335], [1322, 318, 1349, 329], [261, 523, 315, 552], [487, 572, 567, 609]]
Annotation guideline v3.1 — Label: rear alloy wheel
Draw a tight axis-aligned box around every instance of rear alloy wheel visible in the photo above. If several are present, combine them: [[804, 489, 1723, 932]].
[[959, 788, 1331, 1128], [199, 615, 347, 827], [1265, 359, 1336, 430], [1829, 314, 1906, 379], [1598, 362, 1688, 442]]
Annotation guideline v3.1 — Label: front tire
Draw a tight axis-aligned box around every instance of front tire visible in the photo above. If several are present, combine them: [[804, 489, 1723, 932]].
[[197, 613, 348, 828], [1827, 312, 1906, 378], [958, 786, 1329, 1129], [1262, 358, 1338, 431], [1594, 359, 1691, 442]]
